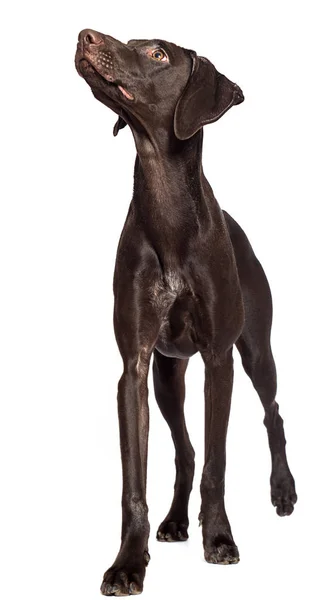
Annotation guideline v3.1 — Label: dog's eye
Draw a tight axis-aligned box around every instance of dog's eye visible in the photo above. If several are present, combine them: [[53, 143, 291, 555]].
[[151, 48, 168, 62]]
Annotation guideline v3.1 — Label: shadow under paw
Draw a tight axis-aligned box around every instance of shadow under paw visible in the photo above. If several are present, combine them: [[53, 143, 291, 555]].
[[156, 520, 188, 542]]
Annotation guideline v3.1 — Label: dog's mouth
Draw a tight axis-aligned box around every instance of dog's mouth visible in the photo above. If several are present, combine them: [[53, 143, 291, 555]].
[[76, 52, 134, 101]]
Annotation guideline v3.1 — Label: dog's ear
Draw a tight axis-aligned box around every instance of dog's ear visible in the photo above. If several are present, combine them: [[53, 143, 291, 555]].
[[113, 116, 127, 136], [174, 52, 244, 141]]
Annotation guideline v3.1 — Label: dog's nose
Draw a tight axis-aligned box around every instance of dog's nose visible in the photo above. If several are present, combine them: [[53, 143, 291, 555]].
[[233, 84, 244, 105], [79, 29, 104, 47]]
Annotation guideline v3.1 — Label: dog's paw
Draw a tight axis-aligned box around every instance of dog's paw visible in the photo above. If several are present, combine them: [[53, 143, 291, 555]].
[[204, 539, 240, 565], [271, 472, 297, 516], [101, 577, 142, 596], [156, 520, 188, 542], [101, 553, 149, 596]]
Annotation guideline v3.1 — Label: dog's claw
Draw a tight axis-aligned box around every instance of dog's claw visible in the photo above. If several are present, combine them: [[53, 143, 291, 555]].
[[101, 579, 143, 596], [129, 582, 141, 595]]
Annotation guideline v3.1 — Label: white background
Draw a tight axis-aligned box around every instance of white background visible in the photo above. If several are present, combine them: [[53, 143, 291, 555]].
[[1, 1, 334, 598]]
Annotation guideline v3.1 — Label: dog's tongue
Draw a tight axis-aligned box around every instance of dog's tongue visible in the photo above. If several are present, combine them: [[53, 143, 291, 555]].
[[118, 85, 134, 100]]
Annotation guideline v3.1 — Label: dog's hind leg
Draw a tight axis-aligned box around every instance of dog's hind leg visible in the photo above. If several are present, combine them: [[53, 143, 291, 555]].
[[153, 348, 195, 541], [224, 210, 297, 516]]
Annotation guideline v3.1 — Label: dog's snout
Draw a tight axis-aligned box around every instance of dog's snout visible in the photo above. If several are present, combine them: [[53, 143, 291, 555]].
[[79, 29, 104, 48]]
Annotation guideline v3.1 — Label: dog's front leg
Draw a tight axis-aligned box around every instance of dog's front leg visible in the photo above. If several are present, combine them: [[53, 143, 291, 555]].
[[101, 348, 152, 596], [199, 348, 240, 565]]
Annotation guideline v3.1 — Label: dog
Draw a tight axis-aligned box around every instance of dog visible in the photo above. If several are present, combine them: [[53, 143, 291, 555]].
[[75, 30, 297, 596]]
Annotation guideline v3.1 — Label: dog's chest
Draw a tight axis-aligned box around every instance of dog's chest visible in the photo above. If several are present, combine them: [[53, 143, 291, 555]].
[[150, 271, 186, 311], [150, 271, 198, 358]]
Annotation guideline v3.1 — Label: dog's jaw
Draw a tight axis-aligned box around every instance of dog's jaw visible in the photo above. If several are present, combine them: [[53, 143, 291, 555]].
[[76, 51, 134, 102]]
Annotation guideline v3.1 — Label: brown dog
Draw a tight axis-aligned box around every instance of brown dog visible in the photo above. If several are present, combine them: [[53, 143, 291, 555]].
[[75, 30, 297, 596]]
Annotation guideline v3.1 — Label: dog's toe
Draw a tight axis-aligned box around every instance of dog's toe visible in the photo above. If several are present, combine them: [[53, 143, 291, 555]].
[[100, 582, 125, 596], [272, 493, 297, 516]]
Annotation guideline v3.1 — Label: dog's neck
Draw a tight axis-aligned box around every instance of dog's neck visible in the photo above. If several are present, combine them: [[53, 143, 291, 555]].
[[131, 129, 217, 233], [126, 127, 223, 268]]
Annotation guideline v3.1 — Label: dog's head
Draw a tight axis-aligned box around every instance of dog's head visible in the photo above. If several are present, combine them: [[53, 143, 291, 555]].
[[75, 30, 244, 140]]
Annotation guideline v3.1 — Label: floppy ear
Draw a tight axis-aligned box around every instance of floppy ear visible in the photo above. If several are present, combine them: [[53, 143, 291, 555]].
[[113, 116, 127, 136], [174, 52, 244, 140]]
